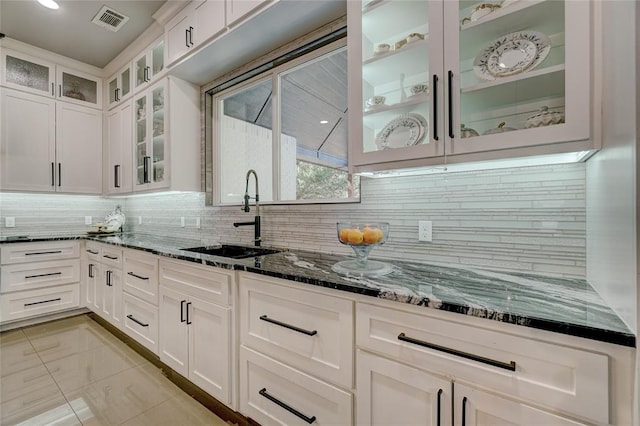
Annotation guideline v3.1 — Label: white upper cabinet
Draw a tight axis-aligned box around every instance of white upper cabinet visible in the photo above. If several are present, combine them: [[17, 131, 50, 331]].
[[226, 0, 270, 27], [106, 63, 132, 109], [348, 0, 594, 171], [166, 0, 226, 65], [1, 49, 102, 109], [134, 38, 165, 92], [106, 101, 133, 194]]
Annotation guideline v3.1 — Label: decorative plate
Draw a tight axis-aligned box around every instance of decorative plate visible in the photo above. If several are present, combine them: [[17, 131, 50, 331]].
[[473, 31, 551, 81], [375, 113, 427, 150]]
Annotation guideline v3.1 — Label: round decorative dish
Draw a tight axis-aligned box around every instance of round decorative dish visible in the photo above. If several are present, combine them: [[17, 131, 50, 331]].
[[525, 106, 565, 128], [460, 124, 479, 138], [473, 31, 551, 81], [482, 122, 517, 135], [375, 113, 427, 150]]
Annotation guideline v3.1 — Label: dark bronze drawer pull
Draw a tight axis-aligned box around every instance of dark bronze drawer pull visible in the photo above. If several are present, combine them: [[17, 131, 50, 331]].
[[397, 333, 516, 371], [437, 389, 442, 426], [127, 315, 149, 327], [25, 272, 62, 279], [127, 271, 149, 280], [462, 396, 468, 426], [258, 388, 316, 424], [25, 297, 61, 307], [86, 249, 99, 255], [25, 250, 62, 256], [259, 315, 317, 336], [103, 255, 119, 260]]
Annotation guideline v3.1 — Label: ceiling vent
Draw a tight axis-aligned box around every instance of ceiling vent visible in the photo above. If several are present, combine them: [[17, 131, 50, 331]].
[[91, 5, 129, 32]]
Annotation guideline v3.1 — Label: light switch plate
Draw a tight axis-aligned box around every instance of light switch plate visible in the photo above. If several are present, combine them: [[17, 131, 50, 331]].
[[85, 216, 92, 225], [418, 220, 432, 242], [180, 217, 185, 227], [5, 217, 15, 228], [195, 217, 201, 228]]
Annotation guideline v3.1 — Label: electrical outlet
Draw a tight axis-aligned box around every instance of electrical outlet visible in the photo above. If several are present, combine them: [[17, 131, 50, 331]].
[[180, 217, 185, 227], [5, 217, 15, 228], [418, 220, 432, 242], [138, 216, 142, 225], [84, 216, 92, 225], [195, 217, 201, 228]]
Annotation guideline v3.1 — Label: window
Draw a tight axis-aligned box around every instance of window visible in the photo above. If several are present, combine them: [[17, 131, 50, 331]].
[[208, 36, 358, 205]]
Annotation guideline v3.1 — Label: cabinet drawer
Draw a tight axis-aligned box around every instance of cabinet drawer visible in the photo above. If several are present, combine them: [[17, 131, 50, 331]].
[[159, 258, 231, 306], [356, 303, 609, 424], [123, 250, 158, 305], [1, 241, 80, 264], [84, 241, 102, 261], [1, 259, 80, 293], [100, 246, 122, 268], [122, 292, 158, 354], [0, 283, 80, 322], [239, 273, 354, 388], [240, 346, 352, 426]]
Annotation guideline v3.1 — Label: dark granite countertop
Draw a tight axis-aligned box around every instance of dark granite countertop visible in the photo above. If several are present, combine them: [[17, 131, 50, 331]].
[[1, 233, 634, 347]]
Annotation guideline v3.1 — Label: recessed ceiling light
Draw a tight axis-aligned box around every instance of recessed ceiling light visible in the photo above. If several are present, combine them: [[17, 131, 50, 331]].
[[37, 0, 59, 10], [320, 120, 329, 124]]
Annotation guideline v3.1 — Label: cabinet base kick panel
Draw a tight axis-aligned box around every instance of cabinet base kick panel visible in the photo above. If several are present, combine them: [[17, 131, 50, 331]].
[[0, 283, 80, 322], [240, 346, 352, 426]]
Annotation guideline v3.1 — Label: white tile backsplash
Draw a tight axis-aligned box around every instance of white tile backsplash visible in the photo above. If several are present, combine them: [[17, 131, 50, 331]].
[[0, 162, 586, 278]]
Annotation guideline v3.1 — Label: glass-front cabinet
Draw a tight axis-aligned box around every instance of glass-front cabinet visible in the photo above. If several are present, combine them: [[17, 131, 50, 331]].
[[134, 38, 165, 91], [1, 50, 102, 109], [107, 64, 132, 109], [134, 79, 166, 191], [349, 0, 592, 170]]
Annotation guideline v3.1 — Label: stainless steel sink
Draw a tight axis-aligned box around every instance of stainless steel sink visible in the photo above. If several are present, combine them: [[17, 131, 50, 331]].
[[180, 244, 280, 259]]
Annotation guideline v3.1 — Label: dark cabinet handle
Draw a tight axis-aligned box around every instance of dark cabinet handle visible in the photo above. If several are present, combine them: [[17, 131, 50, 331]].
[[58, 163, 61, 187], [114, 164, 121, 188], [180, 300, 186, 323], [127, 271, 149, 280], [86, 249, 99, 255], [432, 74, 439, 141], [447, 70, 454, 139], [106, 270, 112, 286], [186, 302, 192, 324], [188, 26, 194, 46], [51, 162, 55, 186], [144, 66, 150, 82], [127, 314, 149, 327], [51, 82, 55, 96], [258, 388, 316, 424], [115, 87, 120, 102], [437, 389, 442, 426], [25, 271, 62, 279], [143, 156, 150, 183], [259, 315, 317, 336], [103, 255, 119, 260], [462, 396, 468, 426], [88, 263, 94, 278], [25, 250, 62, 256], [58, 84, 62, 97], [185, 28, 190, 48], [397, 333, 516, 371], [25, 297, 61, 307]]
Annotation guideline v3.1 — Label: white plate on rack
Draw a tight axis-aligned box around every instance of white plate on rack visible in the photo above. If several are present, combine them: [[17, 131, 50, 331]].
[[473, 31, 551, 81], [375, 113, 427, 150]]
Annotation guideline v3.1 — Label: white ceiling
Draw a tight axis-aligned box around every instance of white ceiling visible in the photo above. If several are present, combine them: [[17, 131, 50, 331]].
[[0, 0, 166, 68]]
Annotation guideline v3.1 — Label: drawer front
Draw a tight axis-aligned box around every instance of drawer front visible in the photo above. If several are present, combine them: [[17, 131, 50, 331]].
[[1, 259, 80, 293], [123, 250, 158, 305], [159, 258, 231, 306], [240, 274, 354, 388], [122, 292, 159, 354], [0, 283, 80, 322], [1, 241, 80, 264], [100, 246, 123, 268], [240, 346, 352, 426], [357, 303, 609, 424], [84, 241, 102, 261]]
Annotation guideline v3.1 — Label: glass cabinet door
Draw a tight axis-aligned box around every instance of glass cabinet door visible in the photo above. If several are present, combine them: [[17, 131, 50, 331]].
[[135, 39, 164, 90], [57, 66, 102, 108], [447, 0, 590, 154], [135, 54, 148, 89], [135, 93, 149, 186], [108, 66, 131, 108], [151, 41, 164, 78], [2, 50, 55, 97], [349, 0, 444, 167], [151, 84, 165, 185]]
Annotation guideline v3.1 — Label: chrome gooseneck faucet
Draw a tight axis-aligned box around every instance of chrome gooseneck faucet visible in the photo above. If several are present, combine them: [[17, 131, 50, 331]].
[[233, 169, 261, 246]]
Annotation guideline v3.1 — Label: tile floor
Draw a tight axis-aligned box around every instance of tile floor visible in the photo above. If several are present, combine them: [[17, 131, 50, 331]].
[[0, 314, 229, 426]]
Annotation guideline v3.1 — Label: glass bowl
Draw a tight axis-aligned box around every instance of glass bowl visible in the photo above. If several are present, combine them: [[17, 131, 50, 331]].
[[333, 222, 392, 276]]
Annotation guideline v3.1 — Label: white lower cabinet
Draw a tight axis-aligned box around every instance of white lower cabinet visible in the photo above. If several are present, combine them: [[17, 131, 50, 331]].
[[123, 292, 159, 354], [158, 258, 233, 404], [83, 242, 123, 330], [240, 346, 352, 426], [0, 241, 81, 323]]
